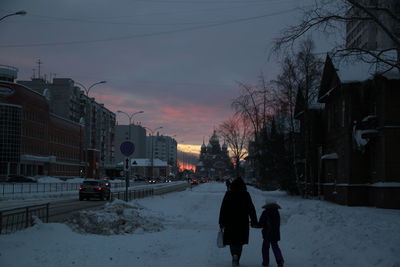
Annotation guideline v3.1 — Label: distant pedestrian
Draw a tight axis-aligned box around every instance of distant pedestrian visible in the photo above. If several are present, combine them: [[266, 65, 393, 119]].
[[258, 199, 284, 267], [219, 177, 258, 266]]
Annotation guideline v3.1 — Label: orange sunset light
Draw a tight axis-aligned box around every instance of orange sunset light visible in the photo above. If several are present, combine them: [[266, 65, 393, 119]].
[[177, 144, 201, 154], [177, 160, 196, 172]]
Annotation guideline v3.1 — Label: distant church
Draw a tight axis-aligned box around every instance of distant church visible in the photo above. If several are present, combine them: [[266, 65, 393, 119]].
[[196, 131, 233, 179]]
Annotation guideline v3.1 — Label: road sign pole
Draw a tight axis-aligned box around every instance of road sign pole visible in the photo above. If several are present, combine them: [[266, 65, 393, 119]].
[[125, 157, 129, 201], [120, 141, 135, 202]]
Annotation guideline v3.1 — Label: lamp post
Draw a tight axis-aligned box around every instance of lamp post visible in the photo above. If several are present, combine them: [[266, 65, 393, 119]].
[[116, 110, 144, 140], [76, 80, 107, 178], [75, 81, 106, 97], [144, 126, 163, 179], [0, 10, 27, 22]]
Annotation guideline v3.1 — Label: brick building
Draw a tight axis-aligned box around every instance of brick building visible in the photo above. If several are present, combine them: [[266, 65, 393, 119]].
[[0, 79, 83, 178]]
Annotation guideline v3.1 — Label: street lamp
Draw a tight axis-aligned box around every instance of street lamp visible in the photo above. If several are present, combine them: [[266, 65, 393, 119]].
[[0, 11, 27, 22], [76, 80, 107, 178], [144, 126, 163, 179], [75, 80, 106, 97], [116, 110, 144, 140]]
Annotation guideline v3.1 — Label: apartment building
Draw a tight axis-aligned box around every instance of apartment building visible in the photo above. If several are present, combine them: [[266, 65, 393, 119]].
[[146, 134, 177, 169], [346, 0, 400, 50], [114, 124, 147, 164]]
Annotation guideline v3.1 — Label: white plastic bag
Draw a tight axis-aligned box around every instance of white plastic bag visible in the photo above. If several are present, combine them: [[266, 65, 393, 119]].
[[217, 229, 225, 248]]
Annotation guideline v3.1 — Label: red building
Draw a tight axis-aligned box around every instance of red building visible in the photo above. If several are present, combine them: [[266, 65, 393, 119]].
[[0, 80, 84, 178]]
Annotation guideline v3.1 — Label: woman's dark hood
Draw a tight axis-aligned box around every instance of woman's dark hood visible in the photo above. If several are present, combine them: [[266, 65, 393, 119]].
[[230, 177, 247, 192]]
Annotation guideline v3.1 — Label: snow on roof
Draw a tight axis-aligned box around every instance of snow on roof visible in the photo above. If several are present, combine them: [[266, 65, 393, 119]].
[[130, 158, 169, 167], [362, 115, 377, 122], [309, 103, 325, 110]]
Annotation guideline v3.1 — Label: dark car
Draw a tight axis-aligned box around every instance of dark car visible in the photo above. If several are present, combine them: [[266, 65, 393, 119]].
[[79, 179, 111, 201], [190, 178, 199, 185], [6, 175, 37, 183]]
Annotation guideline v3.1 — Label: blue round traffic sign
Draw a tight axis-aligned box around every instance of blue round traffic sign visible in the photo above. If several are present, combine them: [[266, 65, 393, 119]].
[[120, 141, 135, 157]]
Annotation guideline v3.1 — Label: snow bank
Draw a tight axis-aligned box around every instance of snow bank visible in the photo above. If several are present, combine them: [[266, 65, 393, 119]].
[[37, 176, 64, 183], [67, 199, 164, 235]]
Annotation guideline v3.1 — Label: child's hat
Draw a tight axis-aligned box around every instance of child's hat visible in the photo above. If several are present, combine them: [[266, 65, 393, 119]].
[[263, 199, 281, 209]]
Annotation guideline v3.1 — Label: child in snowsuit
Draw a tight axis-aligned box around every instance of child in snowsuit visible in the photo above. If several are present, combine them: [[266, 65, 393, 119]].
[[258, 200, 284, 267]]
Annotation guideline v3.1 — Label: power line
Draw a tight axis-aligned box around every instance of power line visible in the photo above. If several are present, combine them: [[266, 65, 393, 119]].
[[10, 0, 298, 25], [0, 8, 300, 48]]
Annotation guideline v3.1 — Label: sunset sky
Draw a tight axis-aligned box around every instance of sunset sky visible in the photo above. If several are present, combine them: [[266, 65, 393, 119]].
[[0, 0, 326, 154]]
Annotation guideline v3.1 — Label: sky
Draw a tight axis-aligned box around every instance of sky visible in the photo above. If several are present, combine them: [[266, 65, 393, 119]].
[[1, 182, 399, 266], [0, 0, 316, 153]]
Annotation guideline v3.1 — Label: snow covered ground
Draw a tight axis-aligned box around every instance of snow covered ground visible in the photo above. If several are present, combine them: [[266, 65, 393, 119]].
[[1, 182, 399, 267]]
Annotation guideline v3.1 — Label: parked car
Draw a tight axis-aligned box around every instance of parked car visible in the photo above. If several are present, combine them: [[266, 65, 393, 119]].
[[6, 175, 37, 183], [79, 179, 111, 201]]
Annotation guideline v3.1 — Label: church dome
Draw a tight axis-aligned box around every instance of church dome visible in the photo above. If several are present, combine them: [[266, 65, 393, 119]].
[[222, 143, 228, 150], [207, 142, 212, 148], [209, 130, 219, 144]]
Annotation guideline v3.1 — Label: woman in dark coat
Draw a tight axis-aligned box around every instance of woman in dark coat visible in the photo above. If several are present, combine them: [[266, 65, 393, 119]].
[[258, 200, 284, 267], [219, 177, 257, 266]]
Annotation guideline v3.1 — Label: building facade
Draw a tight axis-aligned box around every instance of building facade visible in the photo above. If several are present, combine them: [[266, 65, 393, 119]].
[[0, 73, 83, 178], [17, 77, 115, 178], [346, 0, 400, 50], [295, 55, 400, 209], [146, 134, 177, 171], [114, 124, 147, 164]]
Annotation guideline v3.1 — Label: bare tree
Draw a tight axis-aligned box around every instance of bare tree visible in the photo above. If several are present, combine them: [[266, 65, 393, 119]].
[[232, 76, 276, 140], [274, 0, 400, 71], [270, 38, 322, 195], [218, 116, 251, 177]]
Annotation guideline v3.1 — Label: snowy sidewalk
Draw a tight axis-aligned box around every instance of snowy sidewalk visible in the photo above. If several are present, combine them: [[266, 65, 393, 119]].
[[0, 182, 399, 267]]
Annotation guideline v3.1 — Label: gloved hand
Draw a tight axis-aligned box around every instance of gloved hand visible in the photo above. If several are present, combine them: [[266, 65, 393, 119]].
[[250, 221, 258, 228]]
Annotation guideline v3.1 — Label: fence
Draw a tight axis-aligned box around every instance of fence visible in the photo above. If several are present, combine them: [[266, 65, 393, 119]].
[[0, 203, 49, 235], [153, 183, 188, 195], [0, 182, 126, 195], [112, 182, 188, 201], [112, 188, 155, 201], [0, 182, 189, 234]]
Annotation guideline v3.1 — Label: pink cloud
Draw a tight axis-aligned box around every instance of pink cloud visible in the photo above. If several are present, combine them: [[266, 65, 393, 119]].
[[91, 89, 233, 147]]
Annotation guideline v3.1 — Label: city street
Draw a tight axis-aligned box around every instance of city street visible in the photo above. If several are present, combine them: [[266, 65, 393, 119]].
[[1, 182, 399, 267]]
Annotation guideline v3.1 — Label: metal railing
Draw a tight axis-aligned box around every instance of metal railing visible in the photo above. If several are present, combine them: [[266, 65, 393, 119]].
[[0, 182, 127, 195], [112, 188, 154, 201], [153, 183, 188, 195], [0, 203, 49, 235]]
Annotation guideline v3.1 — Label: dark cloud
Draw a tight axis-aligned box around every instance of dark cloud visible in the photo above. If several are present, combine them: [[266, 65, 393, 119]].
[[1, 0, 313, 145]]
